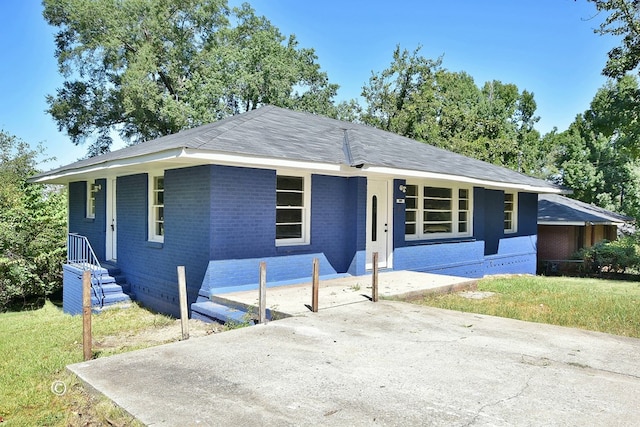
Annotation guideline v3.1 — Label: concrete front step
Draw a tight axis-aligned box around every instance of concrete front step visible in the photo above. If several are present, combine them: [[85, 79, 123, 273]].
[[97, 262, 135, 300], [92, 301, 132, 313], [91, 273, 132, 308], [92, 292, 132, 306], [96, 283, 126, 294], [191, 301, 258, 325], [63, 263, 133, 315]]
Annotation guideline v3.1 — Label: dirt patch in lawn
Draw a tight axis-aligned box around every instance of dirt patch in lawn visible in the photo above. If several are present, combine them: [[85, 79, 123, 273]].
[[93, 318, 225, 355], [458, 290, 496, 300]]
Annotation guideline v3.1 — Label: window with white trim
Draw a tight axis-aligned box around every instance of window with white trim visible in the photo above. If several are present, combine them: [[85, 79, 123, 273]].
[[276, 174, 309, 245], [405, 183, 472, 239], [149, 174, 165, 242], [504, 192, 517, 233], [86, 180, 96, 219]]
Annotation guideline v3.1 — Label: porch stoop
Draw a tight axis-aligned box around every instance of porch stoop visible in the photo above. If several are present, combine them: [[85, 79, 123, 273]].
[[62, 263, 133, 315]]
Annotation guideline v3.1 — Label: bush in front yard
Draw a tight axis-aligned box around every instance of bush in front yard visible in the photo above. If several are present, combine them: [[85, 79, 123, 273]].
[[0, 132, 67, 310], [577, 236, 640, 274]]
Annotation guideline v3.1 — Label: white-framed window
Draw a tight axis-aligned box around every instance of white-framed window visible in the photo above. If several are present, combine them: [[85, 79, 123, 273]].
[[504, 192, 517, 233], [149, 174, 165, 242], [86, 180, 97, 219], [405, 182, 472, 239], [276, 173, 310, 246]]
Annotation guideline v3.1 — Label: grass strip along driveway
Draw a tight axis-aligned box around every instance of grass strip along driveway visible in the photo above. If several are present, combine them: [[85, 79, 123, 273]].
[[0, 302, 183, 426], [405, 275, 640, 338]]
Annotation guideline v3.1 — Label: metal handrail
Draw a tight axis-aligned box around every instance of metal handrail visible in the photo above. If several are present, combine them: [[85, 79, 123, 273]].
[[67, 233, 105, 307], [67, 233, 102, 270]]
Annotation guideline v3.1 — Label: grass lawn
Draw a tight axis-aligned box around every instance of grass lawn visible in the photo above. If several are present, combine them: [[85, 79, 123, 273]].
[[3, 275, 639, 425], [0, 301, 178, 426], [405, 275, 640, 338]]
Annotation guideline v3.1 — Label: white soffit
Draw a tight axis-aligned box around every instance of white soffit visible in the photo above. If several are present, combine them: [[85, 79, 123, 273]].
[[363, 166, 562, 194]]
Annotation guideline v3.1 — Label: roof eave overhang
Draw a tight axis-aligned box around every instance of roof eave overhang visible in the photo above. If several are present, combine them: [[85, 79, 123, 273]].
[[29, 148, 188, 184], [361, 165, 563, 194], [538, 220, 624, 226], [30, 148, 349, 184], [31, 148, 565, 194]]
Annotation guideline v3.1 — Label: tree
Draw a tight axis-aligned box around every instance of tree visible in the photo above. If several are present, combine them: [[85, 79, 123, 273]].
[[43, 0, 339, 155], [359, 46, 549, 175], [0, 132, 67, 310], [589, 0, 640, 78], [552, 75, 640, 219], [360, 45, 442, 141]]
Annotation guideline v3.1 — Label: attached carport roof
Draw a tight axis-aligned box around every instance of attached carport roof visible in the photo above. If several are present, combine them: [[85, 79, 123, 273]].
[[538, 193, 633, 225], [32, 105, 563, 193]]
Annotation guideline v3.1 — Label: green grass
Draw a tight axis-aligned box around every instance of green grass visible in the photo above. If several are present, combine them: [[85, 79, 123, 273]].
[[0, 301, 173, 426], [406, 275, 640, 338]]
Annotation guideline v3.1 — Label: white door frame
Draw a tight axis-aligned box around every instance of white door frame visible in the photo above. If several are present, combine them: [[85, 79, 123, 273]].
[[366, 179, 393, 270], [105, 178, 117, 262]]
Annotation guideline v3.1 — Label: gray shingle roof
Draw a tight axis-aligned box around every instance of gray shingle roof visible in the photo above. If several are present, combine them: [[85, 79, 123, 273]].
[[33, 105, 561, 191], [538, 194, 633, 224]]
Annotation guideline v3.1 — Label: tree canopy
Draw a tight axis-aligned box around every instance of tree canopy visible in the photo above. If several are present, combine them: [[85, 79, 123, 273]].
[[589, 0, 640, 78], [549, 75, 640, 218], [358, 46, 548, 176], [43, 0, 339, 155]]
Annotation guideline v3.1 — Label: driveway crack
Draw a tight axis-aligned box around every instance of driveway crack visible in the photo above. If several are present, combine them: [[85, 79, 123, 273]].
[[464, 377, 531, 426]]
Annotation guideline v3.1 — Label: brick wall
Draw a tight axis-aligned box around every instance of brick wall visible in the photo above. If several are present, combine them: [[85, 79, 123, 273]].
[[307, 174, 359, 272], [68, 179, 106, 261], [113, 165, 367, 315], [538, 225, 576, 260], [394, 240, 486, 277], [210, 165, 276, 259], [516, 192, 538, 237], [69, 164, 542, 316], [116, 167, 214, 316], [480, 189, 503, 255], [347, 176, 367, 275]]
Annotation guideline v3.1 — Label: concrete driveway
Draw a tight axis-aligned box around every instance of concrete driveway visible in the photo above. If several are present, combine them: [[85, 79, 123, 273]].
[[69, 298, 640, 426]]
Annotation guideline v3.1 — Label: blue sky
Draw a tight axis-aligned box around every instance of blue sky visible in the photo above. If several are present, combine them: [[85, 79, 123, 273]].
[[0, 1, 618, 170]]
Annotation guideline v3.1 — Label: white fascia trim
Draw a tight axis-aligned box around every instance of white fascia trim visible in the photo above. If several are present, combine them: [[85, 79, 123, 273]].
[[30, 148, 187, 183], [538, 221, 587, 226], [539, 220, 623, 226], [362, 165, 563, 193], [181, 149, 344, 173]]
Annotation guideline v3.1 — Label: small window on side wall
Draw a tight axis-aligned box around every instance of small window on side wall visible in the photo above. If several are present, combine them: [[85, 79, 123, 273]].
[[276, 174, 309, 245], [86, 180, 97, 219], [504, 192, 517, 233], [149, 174, 165, 242]]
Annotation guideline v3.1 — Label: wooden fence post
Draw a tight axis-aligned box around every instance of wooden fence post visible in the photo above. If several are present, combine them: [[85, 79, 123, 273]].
[[311, 257, 319, 312], [259, 261, 267, 324], [372, 252, 379, 302], [82, 270, 92, 361], [177, 266, 189, 340]]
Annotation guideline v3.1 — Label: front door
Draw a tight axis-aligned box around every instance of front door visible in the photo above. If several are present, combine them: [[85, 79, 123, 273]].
[[106, 178, 117, 261], [366, 180, 391, 269]]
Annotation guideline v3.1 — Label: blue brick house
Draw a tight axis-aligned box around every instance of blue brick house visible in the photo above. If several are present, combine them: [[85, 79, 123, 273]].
[[32, 106, 562, 318]]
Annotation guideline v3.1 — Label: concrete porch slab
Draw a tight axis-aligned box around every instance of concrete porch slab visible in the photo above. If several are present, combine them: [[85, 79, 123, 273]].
[[211, 270, 477, 317]]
